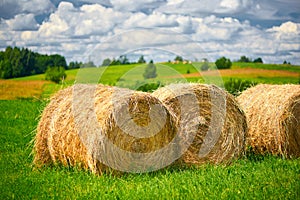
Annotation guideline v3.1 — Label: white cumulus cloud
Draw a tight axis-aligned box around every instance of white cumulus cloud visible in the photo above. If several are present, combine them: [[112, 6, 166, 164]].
[[0, 0, 299, 65], [122, 12, 178, 29], [6, 14, 39, 31], [268, 21, 300, 34]]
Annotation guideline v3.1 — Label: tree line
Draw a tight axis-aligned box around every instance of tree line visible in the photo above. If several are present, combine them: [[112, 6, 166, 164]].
[[102, 55, 146, 66], [0, 46, 68, 79], [2, 45, 294, 81], [237, 55, 263, 63]]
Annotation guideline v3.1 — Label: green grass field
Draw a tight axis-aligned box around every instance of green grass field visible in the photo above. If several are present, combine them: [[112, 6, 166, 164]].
[[1, 62, 300, 199], [11, 62, 300, 95], [1, 100, 299, 199], [232, 62, 300, 73]]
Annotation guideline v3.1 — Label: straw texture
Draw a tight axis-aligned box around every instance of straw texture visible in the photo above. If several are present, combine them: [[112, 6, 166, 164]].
[[34, 84, 177, 174], [237, 84, 300, 158], [153, 83, 247, 165]]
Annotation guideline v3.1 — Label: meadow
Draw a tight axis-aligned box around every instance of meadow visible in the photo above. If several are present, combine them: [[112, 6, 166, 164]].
[[3, 62, 299, 99], [1, 62, 300, 199]]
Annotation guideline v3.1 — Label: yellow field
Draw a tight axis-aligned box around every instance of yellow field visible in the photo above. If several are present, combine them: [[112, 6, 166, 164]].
[[180, 68, 299, 78], [0, 80, 50, 100]]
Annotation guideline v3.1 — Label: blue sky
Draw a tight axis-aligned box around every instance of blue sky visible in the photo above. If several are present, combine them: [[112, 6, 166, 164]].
[[0, 0, 299, 64]]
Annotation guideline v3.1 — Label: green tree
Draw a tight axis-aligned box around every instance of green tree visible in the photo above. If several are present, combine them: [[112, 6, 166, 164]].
[[0, 46, 68, 79], [174, 56, 183, 62], [20, 48, 35, 76], [253, 57, 263, 63], [143, 60, 157, 79], [0, 60, 12, 78], [215, 57, 232, 69], [50, 54, 67, 69], [34, 54, 49, 74], [238, 55, 251, 63], [102, 58, 111, 66], [138, 55, 146, 63], [119, 55, 129, 64], [110, 58, 121, 65], [10, 47, 22, 77], [69, 61, 82, 69], [45, 66, 67, 84]]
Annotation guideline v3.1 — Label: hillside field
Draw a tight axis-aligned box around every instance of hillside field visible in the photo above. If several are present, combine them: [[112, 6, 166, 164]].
[[1, 62, 299, 99], [0, 62, 300, 199]]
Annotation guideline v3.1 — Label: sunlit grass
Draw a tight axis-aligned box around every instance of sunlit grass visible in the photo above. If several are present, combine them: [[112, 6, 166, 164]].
[[232, 62, 300, 72], [1, 62, 299, 198], [2, 62, 299, 100], [0, 100, 299, 199]]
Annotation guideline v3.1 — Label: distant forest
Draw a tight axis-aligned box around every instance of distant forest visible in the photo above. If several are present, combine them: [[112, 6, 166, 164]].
[[0, 46, 71, 79]]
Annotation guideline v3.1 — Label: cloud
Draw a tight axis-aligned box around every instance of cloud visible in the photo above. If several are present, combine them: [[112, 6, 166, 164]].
[[268, 21, 300, 34], [216, 0, 254, 13], [191, 16, 246, 41], [75, 3, 128, 36], [110, 0, 167, 13], [60, 0, 112, 7], [156, 0, 220, 15], [122, 12, 178, 29], [265, 21, 300, 56], [156, 0, 300, 27], [37, 2, 129, 38], [157, 0, 255, 15], [0, 2, 130, 62], [0, 0, 55, 19], [0, 1, 299, 65], [266, 21, 300, 53], [218, 21, 300, 63], [256, 0, 300, 20], [6, 14, 39, 31], [38, 3, 71, 37], [172, 15, 197, 34], [22, 0, 55, 14]]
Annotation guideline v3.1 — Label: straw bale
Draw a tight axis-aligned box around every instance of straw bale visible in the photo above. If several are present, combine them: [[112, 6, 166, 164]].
[[34, 84, 177, 174], [152, 83, 247, 165], [237, 84, 300, 157]]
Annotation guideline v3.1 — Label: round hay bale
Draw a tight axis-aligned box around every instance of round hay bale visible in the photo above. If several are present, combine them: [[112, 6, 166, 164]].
[[152, 83, 247, 165], [237, 84, 300, 158], [34, 84, 178, 174]]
